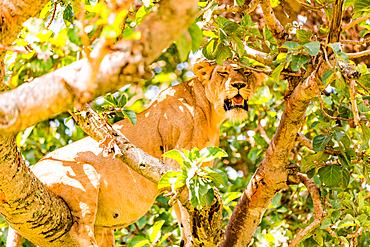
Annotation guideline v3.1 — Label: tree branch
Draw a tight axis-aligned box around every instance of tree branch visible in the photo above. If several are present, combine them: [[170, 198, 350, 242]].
[[69, 105, 173, 184], [341, 37, 370, 45], [347, 49, 370, 58], [222, 72, 318, 247], [0, 0, 198, 135], [327, 0, 345, 44], [213, 0, 260, 15], [259, 0, 287, 41], [342, 13, 370, 32], [244, 45, 274, 65], [288, 173, 327, 247]]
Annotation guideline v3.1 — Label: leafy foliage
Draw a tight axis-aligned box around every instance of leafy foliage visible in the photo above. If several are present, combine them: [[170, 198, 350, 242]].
[[159, 147, 228, 208]]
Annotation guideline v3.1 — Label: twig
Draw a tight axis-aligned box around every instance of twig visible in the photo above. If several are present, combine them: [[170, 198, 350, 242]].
[[342, 13, 370, 32], [288, 174, 328, 247], [227, 58, 272, 73], [47, 0, 61, 29], [0, 44, 28, 54], [341, 37, 370, 45], [197, 0, 216, 18], [356, 80, 370, 94], [323, 47, 333, 69], [296, 0, 329, 13], [213, 0, 260, 15], [347, 49, 370, 59], [69, 104, 173, 184], [258, 114, 271, 144], [296, 132, 340, 155], [349, 80, 360, 127]]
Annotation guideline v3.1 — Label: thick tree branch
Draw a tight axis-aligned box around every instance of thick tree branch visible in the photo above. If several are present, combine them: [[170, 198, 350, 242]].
[[222, 72, 318, 247], [0, 0, 198, 135], [259, 0, 287, 41], [244, 45, 274, 65], [288, 174, 327, 247], [327, 0, 344, 44], [70, 105, 173, 184]]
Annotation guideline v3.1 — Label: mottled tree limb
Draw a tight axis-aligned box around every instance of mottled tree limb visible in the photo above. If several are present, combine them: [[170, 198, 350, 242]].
[[244, 45, 274, 65], [0, 0, 198, 135], [347, 49, 370, 58], [327, 0, 345, 44], [222, 72, 318, 247], [341, 37, 370, 45], [259, 0, 287, 41], [70, 105, 173, 184], [288, 174, 327, 247]]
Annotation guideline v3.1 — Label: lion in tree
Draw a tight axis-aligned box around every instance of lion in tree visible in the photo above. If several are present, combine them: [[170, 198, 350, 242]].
[[7, 60, 267, 247]]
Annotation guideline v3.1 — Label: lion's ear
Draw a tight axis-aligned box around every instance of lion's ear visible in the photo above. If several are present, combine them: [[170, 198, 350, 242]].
[[193, 60, 216, 83], [251, 71, 268, 87]]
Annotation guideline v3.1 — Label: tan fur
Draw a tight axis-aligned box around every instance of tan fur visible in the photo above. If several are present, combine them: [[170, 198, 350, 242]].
[[6, 61, 267, 247]]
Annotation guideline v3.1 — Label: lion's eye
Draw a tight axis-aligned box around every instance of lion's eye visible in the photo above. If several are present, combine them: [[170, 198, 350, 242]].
[[217, 71, 229, 77], [244, 71, 252, 76]]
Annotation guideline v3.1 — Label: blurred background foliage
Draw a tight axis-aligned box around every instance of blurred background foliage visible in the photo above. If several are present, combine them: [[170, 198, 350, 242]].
[[3, 0, 370, 246]]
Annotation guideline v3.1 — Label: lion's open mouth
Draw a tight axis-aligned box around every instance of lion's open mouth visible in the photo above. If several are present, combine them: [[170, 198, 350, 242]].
[[224, 94, 248, 111]]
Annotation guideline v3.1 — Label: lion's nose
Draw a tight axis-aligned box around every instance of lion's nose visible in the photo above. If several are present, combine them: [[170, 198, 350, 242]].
[[231, 83, 246, 89]]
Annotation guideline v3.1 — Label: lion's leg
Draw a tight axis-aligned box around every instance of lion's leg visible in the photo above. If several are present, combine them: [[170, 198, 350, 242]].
[[6, 227, 22, 247], [173, 201, 192, 247], [94, 226, 114, 247], [61, 164, 101, 247]]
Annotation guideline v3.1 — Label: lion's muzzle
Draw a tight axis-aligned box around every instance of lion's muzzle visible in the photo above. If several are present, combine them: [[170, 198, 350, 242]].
[[224, 94, 248, 111]]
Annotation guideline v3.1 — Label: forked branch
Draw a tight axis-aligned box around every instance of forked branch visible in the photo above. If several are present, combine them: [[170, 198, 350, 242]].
[[288, 174, 327, 247]]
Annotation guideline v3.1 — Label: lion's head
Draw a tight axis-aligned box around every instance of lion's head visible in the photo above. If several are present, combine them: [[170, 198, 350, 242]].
[[193, 60, 268, 120]]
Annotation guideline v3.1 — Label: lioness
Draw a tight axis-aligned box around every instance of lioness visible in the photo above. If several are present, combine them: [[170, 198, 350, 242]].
[[7, 60, 267, 247]]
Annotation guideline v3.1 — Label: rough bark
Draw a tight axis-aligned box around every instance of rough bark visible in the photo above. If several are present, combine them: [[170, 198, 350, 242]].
[[221, 72, 318, 246], [0, 136, 75, 246], [0, 0, 76, 246]]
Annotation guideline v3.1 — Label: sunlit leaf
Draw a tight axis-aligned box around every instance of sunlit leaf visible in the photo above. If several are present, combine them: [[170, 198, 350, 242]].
[[318, 165, 342, 187]]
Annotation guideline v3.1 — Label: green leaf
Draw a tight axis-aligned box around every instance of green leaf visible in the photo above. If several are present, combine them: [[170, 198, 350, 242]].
[[149, 220, 165, 243], [188, 22, 203, 52], [318, 165, 342, 187], [296, 29, 312, 43], [313, 229, 323, 246], [105, 94, 118, 106], [230, 35, 245, 57], [354, 0, 370, 13], [204, 167, 228, 187], [301, 151, 323, 171], [333, 130, 345, 141], [236, 0, 245, 6], [205, 188, 215, 206], [175, 34, 191, 62], [322, 70, 334, 85], [303, 41, 320, 56], [215, 45, 232, 65], [122, 110, 137, 125], [136, 5, 151, 25], [260, 85, 272, 102], [338, 168, 350, 189], [241, 15, 256, 27], [272, 64, 284, 82], [63, 4, 74, 24], [313, 134, 332, 152], [360, 122, 370, 149], [223, 22, 239, 34], [320, 218, 332, 229], [199, 147, 228, 163], [281, 41, 300, 50], [118, 95, 127, 107], [291, 54, 310, 72], [158, 171, 180, 189], [162, 150, 189, 166], [363, 159, 370, 184], [202, 39, 219, 60], [128, 236, 150, 247]]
